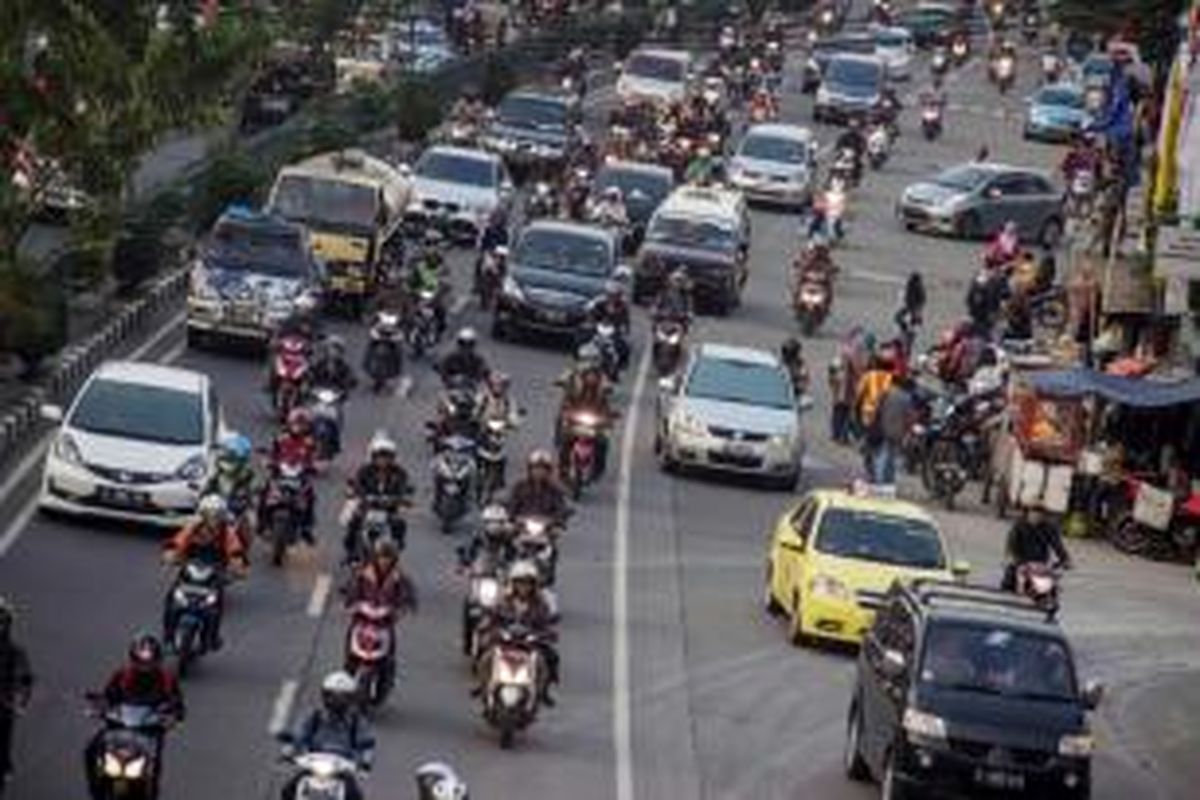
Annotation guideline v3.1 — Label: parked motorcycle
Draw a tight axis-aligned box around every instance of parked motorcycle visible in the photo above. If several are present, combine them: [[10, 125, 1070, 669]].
[[480, 622, 545, 749], [345, 600, 398, 708], [918, 393, 1002, 508], [1110, 481, 1200, 563], [86, 698, 175, 800], [272, 334, 310, 422], [365, 312, 404, 393], [432, 435, 478, 533], [164, 559, 224, 677], [309, 386, 344, 461], [651, 316, 687, 375], [261, 460, 310, 566]]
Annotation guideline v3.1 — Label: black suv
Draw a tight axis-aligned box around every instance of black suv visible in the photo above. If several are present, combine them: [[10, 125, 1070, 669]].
[[481, 89, 581, 178], [845, 580, 1102, 800]]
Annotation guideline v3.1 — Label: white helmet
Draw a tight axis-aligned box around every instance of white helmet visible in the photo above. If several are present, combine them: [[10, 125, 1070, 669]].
[[415, 761, 469, 800], [197, 494, 226, 521], [508, 560, 540, 583], [481, 503, 511, 532], [320, 670, 358, 712], [369, 431, 398, 458]]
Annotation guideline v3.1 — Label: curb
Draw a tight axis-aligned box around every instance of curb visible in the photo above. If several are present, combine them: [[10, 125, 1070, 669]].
[[0, 265, 191, 466]]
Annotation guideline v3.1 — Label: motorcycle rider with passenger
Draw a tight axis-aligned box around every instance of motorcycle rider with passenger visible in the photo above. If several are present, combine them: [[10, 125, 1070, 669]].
[[162, 495, 249, 650], [507, 450, 572, 526], [85, 635, 184, 800], [281, 671, 374, 800], [473, 560, 560, 706], [460, 504, 518, 574], [1002, 506, 1072, 592], [555, 345, 616, 476], [345, 433, 413, 560], [587, 280, 632, 369], [263, 408, 318, 543]]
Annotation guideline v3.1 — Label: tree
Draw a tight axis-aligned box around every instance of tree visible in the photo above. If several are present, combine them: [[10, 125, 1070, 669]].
[[1052, 0, 1186, 74]]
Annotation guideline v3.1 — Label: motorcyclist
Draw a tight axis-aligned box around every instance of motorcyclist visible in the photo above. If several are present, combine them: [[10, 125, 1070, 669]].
[[555, 344, 616, 475], [438, 327, 491, 388], [86, 634, 183, 799], [265, 300, 317, 398], [310, 335, 357, 395], [448, 87, 487, 130], [162, 495, 248, 651], [1061, 131, 1103, 184], [748, 86, 777, 120], [834, 119, 867, 180], [203, 433, 256, 541], [0, 599, 32, 791], [781, 337, 810, 397], [919, 75, 947, 109], [479, 207, 509, 255], [684, 145, 717, 185], [481, 371, 519, 426], [343, 538, 418, 620], [590, 185, 628, 229], [794, 236, 836, 282], [265, 407, 318, 543], [653, 268, 694, 327], [1002, 506, 1072, 592], [588, 280, 632, 368], [475, 560, 560, 706], [409, 229, 450, 336], [459, 503, 517, 575], [984, 220, 1021, 269], [506, 450, 571, 525], [345, 432, 413, 560], [475, 243, 508, 301], [282, 671, 373, 800], [415, 762, 470, 800]]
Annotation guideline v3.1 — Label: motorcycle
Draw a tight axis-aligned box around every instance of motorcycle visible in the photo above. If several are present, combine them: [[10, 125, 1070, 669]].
[[272, 334, 310, 422], [365, 312, 404, 393], [588, 320, 624, 382], [477, 249, 506, 311], [480, 622, 545, 749], [345, 600, 398, 708], [562, 407, 608, 500], [951, 37, 969, 66], [277, 740, 365, 800], [930, 48, 949, 76], [344, 496, 407, 564], [651, 316, 687, 376], [921, 102, 944, 141], [86, 699, 175, 800], [407, 289, 441, 359], [476, 417, 510, 504], [309, 386, 344, 461], [793, 274, 832, 336], [872, 0, 894, 24], [432, 435, 478, 533], [1022, 12, 1040, 44], [164, 559, 223, 677], [829, 147, 859, 189], [1014, 562, 1061, 617], [765, 40, 784, 73], [460, 562, 504, 658], [992, 55, 1015, 94], [866, 125, 890, 170], [918, 393, 1002, 508], [525, 182, 558, 220], [814, 186, 847, 243], [564, 168, 590, 220], [1110, 480, 1200, 563], [261, 459, 310, 566], [514, 515, 560, 587], [1041, 52, 1062, 84]]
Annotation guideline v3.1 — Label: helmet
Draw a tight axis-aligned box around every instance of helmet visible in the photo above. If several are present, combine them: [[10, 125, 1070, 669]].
[[321, 670, 358, 713], [369, 431, 398, 459], [669, 268, 688, 287], [481, 503, 511, 535], [781, 337, 801, 361], [509, 559, 540, 584], [605, 279, 623, 297], [603, 185, 622, 202], [373, 537, 400, 563], [287, 407, 312, 433], [527, 449, 554, 473], [576, 342, 601, 366], [456, 327, 477, 349], [218, 433, 252, 465], [493, 244, 509, 258], [129, 633, 164, 669], [416, 762, 470, 800], [324, 335, 345, 357], [197, 493, 227, 522]]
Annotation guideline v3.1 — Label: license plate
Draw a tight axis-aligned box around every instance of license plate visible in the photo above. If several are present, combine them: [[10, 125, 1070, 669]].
[[541, 309, 567, 323], [974, 768, 1024, 790], [98, 487, 151, 508]]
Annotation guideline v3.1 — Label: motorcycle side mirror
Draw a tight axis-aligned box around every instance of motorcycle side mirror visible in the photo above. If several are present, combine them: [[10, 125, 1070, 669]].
[[1081, 679, 1104, 710]]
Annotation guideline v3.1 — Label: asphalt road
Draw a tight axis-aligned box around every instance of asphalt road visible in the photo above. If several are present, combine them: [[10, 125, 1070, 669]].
[[2, 22, 1200, 800]]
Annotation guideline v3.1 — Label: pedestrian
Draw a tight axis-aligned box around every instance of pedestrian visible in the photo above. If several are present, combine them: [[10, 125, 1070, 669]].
[[873, 375, 915, 486], [0, 599, 32, 795], [828, 353, 850, 444], [855, 356, 895, 479], [895, 271, 926, 352]]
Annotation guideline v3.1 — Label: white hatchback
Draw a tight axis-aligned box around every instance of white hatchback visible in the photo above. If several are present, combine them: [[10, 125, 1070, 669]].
[[873, 26, 914, 81], [39, 361, 225, 526]]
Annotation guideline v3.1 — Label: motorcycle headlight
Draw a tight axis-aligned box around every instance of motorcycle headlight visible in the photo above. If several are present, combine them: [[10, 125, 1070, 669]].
[[476, 578, 500, 607], [1058, 733, 1094, 757], [810, 573, 851, 600], [176, 454, 207, 482], [310, 757, 338, 779], [123, 756, 147, 779], [496, 657, 533, 685], [55, 432, 83, 465], [103, 752, 124, 777], [502, 274, 525, 301], [573, 411, 601, 428]]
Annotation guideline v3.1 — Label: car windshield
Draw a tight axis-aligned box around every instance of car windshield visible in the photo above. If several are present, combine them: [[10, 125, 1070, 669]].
[[814, 508, 945, 569], [595, 168, 672, 207], [271, 174, 379, 232], [416, 151, 497, 187], [498, 95, 568, 130], [739, 134, 808, 164], [1039, 87, 1083, 108], [207, 217, 308, 278], [920, 623, 1077, 701], [826, 58, 882, 94], [626, 54, 685, 83], [934, 165, 990, 191], [646, 213, 737, 252], [515, 228, 611, 276], [685, 357, 792, 409], [70, 378, 204, 446]]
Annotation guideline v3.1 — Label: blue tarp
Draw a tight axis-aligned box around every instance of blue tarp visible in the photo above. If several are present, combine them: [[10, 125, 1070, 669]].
[[1026, 368, 1200, 408]]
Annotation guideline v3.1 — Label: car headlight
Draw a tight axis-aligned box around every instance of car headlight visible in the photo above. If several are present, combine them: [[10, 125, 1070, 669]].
[[672, 411, 707, 438], [501, 274, 525, 301], [809, 573, 851, 600], [902, 708, 947, 739], [176, 454, 207, 482], [55, 432, 83, 465], [1058, 733, 1094, 757], [768, 432, 792, 449], [102, 752, 124, 778]]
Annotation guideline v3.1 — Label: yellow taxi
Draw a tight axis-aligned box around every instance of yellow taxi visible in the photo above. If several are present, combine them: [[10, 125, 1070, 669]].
[[764, 488, 965, 646]]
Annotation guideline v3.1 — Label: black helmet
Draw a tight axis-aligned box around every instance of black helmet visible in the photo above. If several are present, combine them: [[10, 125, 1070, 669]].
[[129, 633, 164, 670], [781, 337, 801, 361], [415, 761, 469, 800]]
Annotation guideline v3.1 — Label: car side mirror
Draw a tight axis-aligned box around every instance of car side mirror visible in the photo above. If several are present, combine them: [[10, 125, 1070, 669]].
[[951, 560, 971, 582], [40, 404, 63, 423], [658, 376, 678, 395], [881, 648, 907, 680], [1081, 679, 1104, 710], [797, 394, 815, 412]]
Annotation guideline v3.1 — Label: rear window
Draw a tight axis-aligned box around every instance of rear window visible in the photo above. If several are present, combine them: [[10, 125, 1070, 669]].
[[826, 58, 882, 92], [876, 31, 911, 48], [626, 53, 686, 83], [1038, 87, 1083, 109], [416, 151, 497, 188], [515, 228, 612, 276], [646, 213, 738, 253]]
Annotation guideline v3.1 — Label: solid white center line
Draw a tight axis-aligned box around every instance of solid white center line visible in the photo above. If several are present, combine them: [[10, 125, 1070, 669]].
[[614, 344, 650, 800], [267, 678, 300, 735], [307, 573, 333, 618]]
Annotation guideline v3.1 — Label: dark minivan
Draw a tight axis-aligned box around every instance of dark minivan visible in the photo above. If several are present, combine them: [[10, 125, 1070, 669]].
[[493, 220, 618, 341], [845, 580, 1101, 800], [814, 53, 886, 125]]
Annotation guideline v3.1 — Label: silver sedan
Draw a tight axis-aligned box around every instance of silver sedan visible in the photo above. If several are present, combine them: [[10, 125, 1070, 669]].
[[727, 123, 817, 210]]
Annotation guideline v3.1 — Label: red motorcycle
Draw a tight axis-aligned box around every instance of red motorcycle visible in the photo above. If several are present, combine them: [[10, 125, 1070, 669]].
[[560, 406, 610, 500], [271, 334, 310, 422], [1110, 477, 1200, 563], [345, 600, 398, 708]]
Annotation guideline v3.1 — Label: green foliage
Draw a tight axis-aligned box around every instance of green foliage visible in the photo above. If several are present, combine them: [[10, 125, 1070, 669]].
[[0, 262, 66, 366], [392, 78, 442, 142], [349, 81, 394, 132], [306, 114, 357, 155], [480, 53, 517, 107], [1052, 0, 1185, 69], [193, 147, 268, 231]]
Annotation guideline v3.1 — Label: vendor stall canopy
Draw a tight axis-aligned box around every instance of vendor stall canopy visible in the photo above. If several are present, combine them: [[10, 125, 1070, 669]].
[[1026, 368, 1200, 408]]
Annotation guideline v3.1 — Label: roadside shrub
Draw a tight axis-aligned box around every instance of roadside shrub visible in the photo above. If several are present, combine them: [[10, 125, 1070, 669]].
[[392, 79, 443, 142], [306, 113, 357, 155], [193, 147, 268, 230], [349, 81, 394, 132], [112, 189, 189, 294], [0, 262, 66, 373], [480, 53, 517, 107]]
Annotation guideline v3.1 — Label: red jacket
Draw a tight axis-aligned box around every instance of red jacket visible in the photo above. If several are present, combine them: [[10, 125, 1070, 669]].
[[272, 433, 316, 471]]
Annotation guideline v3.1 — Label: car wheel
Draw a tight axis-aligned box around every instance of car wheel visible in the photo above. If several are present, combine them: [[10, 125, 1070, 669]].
[[763, 562, 784, 616], [1039, 217, 1063, 249], [955, 211, 982, 240], [881, 751, 908, 800], [788, 591, 810, 647], [844, 704, 871, 782]]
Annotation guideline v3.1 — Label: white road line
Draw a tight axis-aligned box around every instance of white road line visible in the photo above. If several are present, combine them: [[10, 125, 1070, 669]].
[[267, 678, 300, 734], [846, 267, 905, 286], [160, 340, 186, 365], [396, 375, 414, 399], [450, 294, 471, 316], [130, 310, 187, 362], [307, 573, 333, 618], [613, 344, 650, 800]]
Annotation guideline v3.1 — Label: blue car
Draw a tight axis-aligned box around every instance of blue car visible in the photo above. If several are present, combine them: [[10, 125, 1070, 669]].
[[1024, 84, 1091, 143]]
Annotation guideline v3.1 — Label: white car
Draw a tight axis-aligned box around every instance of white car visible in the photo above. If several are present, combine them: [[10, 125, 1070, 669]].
[[403, 146, 513, 244], [728, 123, 817, 209], [873, 26, 914, 80], [616, 48, 693, 107], [39, 361, 226, 526]]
